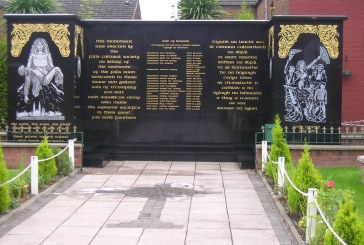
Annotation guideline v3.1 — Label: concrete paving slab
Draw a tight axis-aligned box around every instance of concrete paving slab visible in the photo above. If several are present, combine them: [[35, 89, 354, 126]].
[[0, 234, 48, 245], [231, 229, 280, 245], [0, 161, 300, 245]]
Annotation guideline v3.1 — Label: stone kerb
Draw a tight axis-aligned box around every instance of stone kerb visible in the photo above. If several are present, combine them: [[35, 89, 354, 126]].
[[356, 156, 364, 184]]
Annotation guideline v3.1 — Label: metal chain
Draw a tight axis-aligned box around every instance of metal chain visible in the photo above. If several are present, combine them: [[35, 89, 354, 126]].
[[263, 142, 348, 245], [38, 144, 69, 163], [283, 170, 308, 196], [314, 199, 348, 245], [264, 148, 279, 164], [0, 164, 32, 187], [0, 139, 76, 186]]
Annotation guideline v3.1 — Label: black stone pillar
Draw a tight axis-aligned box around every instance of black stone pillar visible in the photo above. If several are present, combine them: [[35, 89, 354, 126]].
[[5, 14, 83, 142]]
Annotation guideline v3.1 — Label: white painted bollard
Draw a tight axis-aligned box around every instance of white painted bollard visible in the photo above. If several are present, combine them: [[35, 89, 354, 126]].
[[262, 141, 268, 173], [30, 156, 38, 195], [68, 139, 75, 170], [306, 188, 318, 244], [278, 157, 285, 196]]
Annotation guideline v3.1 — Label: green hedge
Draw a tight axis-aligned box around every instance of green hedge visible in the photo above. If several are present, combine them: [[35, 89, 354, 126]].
[[265, 115, 295, 185], [287, 143, 323, 216], [0, 145, 10, 213], [36, 136, 57, 187]]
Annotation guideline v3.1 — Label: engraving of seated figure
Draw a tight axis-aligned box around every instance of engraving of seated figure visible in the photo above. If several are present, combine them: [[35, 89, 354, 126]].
[[17, 38, 64, 119]]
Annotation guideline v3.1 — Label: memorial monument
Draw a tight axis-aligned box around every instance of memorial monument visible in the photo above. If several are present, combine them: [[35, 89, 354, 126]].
[[5, 14, 345, 167]]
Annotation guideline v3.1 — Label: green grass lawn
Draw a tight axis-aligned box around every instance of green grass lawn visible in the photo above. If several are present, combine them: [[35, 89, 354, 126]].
[[318, 167, 364, 221], [8, 169, 20, 179]]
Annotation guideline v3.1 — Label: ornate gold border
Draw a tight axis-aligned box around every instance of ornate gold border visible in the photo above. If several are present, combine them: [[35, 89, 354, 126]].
[[11, 23, 70, 57], [75, 25, 84, 58], [278, 25, 339, 59]]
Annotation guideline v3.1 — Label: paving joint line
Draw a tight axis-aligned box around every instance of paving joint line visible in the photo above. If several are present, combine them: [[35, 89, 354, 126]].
[[249, 170, 305, 245], [0, 169, 85, 238], [220, 162, 234, 245]]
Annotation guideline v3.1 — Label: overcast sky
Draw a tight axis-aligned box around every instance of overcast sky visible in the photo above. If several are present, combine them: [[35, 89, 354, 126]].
[[139, 0, 178, 20]]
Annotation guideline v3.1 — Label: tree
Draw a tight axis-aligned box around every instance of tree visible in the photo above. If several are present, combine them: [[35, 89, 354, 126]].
[[265, 115, 295, 184], [178, 0, 225, 20], [236, 1, 255, 20], [287, 143, 323, 216], [36, 136, 57, 187], [5, 0, 60, 14]]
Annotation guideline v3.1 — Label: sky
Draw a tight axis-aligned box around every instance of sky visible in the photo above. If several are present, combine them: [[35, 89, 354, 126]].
[[139, 0, 178, 20]]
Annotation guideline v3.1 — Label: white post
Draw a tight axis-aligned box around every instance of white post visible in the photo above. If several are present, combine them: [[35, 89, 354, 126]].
[[262, 141, 268, 173], [30, 156, 38, 195], [306, 188, 318, 244], [278, 157, 285, 196], [68, 139, 75, 171]]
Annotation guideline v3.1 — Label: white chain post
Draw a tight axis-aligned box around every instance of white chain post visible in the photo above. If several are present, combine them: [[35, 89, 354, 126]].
[[278, 157, 285, 196], [30, 156, 38, 195], [262, 141, 268, 173], [68, 139, 75, 171], [306, 188, 318, 244]]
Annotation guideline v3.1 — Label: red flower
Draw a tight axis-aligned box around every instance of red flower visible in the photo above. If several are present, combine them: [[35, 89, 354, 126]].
[[327, 180, 335, 188]]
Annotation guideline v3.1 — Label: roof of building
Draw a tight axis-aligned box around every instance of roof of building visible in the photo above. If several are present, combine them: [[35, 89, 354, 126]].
[[219, 0, 259, 6], [58, 0, 140, 19]]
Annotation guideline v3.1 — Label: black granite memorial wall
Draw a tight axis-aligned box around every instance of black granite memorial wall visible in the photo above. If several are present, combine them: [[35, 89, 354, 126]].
[[270, 16, 345, 130], [5, 15, 82, 142], [5, 15, 345, 167]]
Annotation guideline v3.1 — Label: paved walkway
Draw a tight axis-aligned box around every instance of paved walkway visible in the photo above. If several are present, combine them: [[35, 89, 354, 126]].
[[0, 161, 298, 245]]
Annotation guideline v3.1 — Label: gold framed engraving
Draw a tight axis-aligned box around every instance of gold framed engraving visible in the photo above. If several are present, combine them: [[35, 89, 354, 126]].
[[11, 23, 70, 57], [278, 25, 339, 59]]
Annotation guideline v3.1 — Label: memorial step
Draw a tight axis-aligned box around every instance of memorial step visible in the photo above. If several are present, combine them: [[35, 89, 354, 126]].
[[83, 144, 255, 168]]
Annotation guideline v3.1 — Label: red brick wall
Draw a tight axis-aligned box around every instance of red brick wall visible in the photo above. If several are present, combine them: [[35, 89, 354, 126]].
[[0, 8, 5, 40], [222, 6, 242, 19], [256, 144, 363, 169], [287, 0, 364, 122], [2, 143, 83, 169], [223, 6, 257, 19], [255, 0, 364, 122], [256, 0, 267, 20], [256, 0, 290, 19]]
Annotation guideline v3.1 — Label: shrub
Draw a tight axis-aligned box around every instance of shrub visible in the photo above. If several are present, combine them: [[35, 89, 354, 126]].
[[8, 164, 30, 204], [5, 0, 61, 14], [0, 145, 10, 213], [324, 191, 364, 245], [236, 2, 255, 20], [311, 188, 346, 245], [9, 177, 29, 208], [287, 143, 323, 216], [265, 115, 295, 184], [36, 136, 57, 187], [51, 147, 72, 176]]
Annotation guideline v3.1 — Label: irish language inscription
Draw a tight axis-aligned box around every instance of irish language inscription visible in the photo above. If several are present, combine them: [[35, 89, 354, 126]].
[[86, 24, 267, 121]]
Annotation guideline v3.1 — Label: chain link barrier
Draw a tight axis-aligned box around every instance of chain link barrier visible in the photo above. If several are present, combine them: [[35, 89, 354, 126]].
[[0, 164, 31, 187], [0, 139, 76, 187], [314, 199, 348, 245], [261, 141, 348, 245]]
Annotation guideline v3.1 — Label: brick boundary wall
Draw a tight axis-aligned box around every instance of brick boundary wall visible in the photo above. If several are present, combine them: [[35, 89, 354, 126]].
[[1, 142, 83, 169], [256, 144, 363, 169]]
